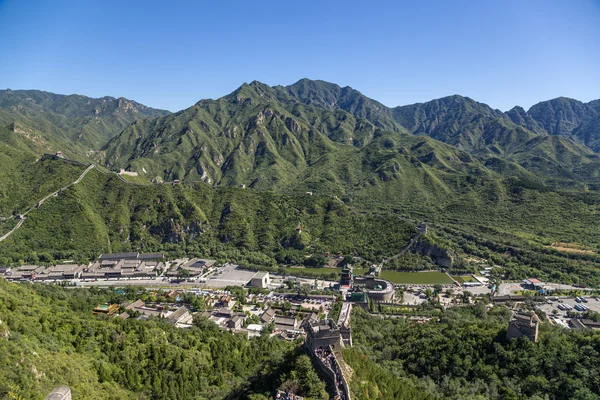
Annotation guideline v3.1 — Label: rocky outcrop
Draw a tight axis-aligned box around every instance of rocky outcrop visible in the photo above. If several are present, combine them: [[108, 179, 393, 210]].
[[413, 239, 455, 268]]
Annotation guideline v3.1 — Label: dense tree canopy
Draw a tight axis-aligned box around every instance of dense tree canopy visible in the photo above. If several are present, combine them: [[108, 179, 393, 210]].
[[0, 281, 326, 400], [346, 306, 600, 399]]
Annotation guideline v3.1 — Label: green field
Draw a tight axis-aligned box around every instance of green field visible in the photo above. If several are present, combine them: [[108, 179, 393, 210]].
[[453, 275, 477, 284], [380, 271, 454, 285], [279, 266, 370, 280]]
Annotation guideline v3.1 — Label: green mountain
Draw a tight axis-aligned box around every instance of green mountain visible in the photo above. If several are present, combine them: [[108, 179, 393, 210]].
[[573, 114, 600, 152], [103, 81, 382, 186], [276, 78, 405, 132], [276, 81, 600, 179], [2, 80, 600, 284], [0, 89, 169, 157], [527, 97, 598, 136], [505, 135, 600, 182], [0, 163, 416, 266], [102, 80, 600, 192], [516, 97, 600, 152], [505, 105, 547, 135]]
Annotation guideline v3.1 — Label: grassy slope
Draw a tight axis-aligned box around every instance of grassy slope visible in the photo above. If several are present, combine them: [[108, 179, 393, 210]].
[[0, 162, 416, 264]]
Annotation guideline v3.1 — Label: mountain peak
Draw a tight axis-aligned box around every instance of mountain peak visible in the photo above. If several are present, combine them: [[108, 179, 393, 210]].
[[214, 81, 278, 107], [528, 97, 598, 136]]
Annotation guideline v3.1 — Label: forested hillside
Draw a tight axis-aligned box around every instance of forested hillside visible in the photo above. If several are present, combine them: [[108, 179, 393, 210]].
[[346, 306, 600, 400], [0, 281, 326, 400], [0, 161, 416, 266]]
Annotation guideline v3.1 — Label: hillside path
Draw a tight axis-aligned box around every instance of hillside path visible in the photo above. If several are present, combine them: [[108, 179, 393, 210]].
[[0, 164, 95, 242]]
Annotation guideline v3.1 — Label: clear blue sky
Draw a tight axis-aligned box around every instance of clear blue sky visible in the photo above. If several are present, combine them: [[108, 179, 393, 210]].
[[1, 0, 599, 112]]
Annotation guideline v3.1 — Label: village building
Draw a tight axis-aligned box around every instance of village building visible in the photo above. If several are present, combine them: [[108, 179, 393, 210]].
[[166, 306, 192, 325], [117, 312, 130, 320], [217, 308, 233, 318], [570, 319, 600, 330], [82, 259, 164, 280], [166, 258, 216, 278], [123, 299, 164, 318], [226, 314, 246, 330], [522, 278, 545, 290], [92, 304, 119, 315], [274, 316, 298, 331], [260, 306, 276, 323], [246, 323, 263, 338], [491, 295, 526, 302], [250, 271, 270, 288], [4, 265, 45, 281], [218, 294, 234, 308], [36, 264, 85, 281]]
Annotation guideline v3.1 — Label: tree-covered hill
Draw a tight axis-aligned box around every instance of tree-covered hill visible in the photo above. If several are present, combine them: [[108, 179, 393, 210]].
[[0, 161, 416, 266], [101, 80, 600, 189], [0, 280, 327, 400], [0, 125, 86, 216], [0, 89, 169, 157], [347, 306, 600, 400]]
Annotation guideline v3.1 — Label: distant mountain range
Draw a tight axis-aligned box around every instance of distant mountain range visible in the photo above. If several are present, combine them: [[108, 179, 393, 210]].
[[1, 80, 599, 284], [0, 89, 168, 156], [95, 79, 599, 188], [1, 80, 599, 197]]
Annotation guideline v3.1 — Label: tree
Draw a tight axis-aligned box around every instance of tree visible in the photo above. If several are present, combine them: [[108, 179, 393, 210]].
[[294, 355, 327, 398], [298, 284, 310, 298], [462, 291, 472, 304], [178, 268, 191, 280], [395, 287, 404, 303], [424, 288, 433, 300]]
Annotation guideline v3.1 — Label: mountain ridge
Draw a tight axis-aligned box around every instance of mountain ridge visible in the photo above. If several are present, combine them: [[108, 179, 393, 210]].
[[0, 89, 170, 156], [99, 79, 600, 188]]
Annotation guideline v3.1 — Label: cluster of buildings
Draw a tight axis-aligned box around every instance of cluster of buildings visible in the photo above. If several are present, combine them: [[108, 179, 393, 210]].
[[197, 297, 309, 338], [83, 252, 165, 280], [2, 252, 166, 282], [166, 258, 216, 279], [121, 299, 193, 326], [199, 308, 249, 330], [340, 264, 395, 303], [4, 264, 85, 281]]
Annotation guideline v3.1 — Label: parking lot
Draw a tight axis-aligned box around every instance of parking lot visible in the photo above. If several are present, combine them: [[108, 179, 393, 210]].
[[498, 282, 581, 296], [537, 296, 600, 316]]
